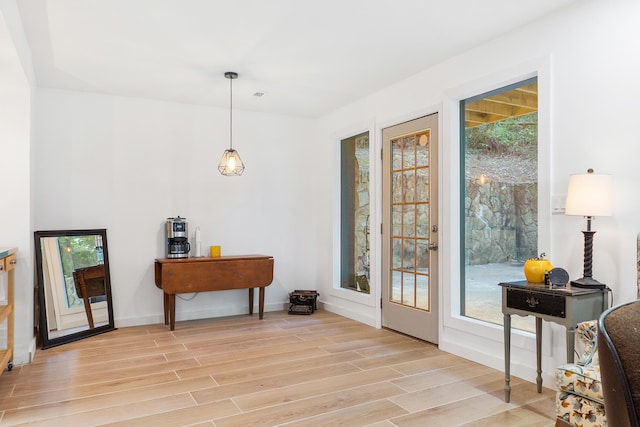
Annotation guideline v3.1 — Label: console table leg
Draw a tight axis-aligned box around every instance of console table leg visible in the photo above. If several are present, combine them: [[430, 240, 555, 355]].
[[169, 294, 176, 331], [163, 292, 170, 325], [259, 287, 265, 320], [536, 317, 543, 393], [504, 313, 511, 403], [566, 328, 576, 363], [249, 288, 254, 315]]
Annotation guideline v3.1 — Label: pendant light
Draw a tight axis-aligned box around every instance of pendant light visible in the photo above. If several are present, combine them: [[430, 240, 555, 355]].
[[218, 71, 245, 176]]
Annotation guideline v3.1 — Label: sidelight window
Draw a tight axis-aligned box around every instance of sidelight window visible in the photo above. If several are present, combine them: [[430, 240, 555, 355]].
[[340, 131, 371, 294], [460, 77, 538, 332]]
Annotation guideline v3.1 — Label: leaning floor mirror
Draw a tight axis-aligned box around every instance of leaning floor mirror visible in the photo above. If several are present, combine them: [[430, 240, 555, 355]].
[[34, 229, 116, 349]]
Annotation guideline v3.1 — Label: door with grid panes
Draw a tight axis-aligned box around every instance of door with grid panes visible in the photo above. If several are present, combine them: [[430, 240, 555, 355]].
[[382, 114, 438, 343]]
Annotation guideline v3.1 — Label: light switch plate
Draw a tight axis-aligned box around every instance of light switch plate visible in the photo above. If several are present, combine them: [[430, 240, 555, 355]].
[[552, 195, 566, 214]]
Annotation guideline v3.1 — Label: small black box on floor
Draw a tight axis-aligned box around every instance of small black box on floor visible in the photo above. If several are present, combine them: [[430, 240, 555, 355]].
[[288, 290, 319, 315]]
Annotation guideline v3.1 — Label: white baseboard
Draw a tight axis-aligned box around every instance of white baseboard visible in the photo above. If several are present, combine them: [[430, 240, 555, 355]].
[[27, 336, 37, 363], [12, 336, 37, 366], [319, 300, 377, 327], [439, 336, 555, 387], [115, 302, 288, 328]]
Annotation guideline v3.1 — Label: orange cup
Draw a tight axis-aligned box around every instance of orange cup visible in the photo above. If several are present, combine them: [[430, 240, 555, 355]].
[[210, 245, 221, 257]]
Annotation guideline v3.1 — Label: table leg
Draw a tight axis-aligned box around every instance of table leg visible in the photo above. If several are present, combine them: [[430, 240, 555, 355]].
[[259, 286, 265, 320], [504, 313, 511, 403], [249, 288, 254, 315], [536, 317, 543, 393], [163, 292, 169, 325], [169, 294, 176, 331], [566, 327, 576, 363], [81, 286, 95, 329]]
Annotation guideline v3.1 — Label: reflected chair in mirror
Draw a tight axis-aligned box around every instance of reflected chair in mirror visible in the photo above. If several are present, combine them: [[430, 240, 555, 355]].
[[72, 264, 106, 329], [598, 300, 640, 427], [555, 320, 605, 427]]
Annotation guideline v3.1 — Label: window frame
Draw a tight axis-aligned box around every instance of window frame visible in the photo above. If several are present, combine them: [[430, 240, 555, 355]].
[[339, 131, 371, 294], [439, 59, 551, 356], [459, 77, 538, 329], [331, 124, 377, 309]]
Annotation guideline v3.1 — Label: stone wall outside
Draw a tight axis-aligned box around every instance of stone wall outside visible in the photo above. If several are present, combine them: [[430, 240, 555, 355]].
[[464, 179, 537, 265]]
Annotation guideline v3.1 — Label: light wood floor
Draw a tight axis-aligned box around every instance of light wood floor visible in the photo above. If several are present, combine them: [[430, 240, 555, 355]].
[[0, 310, 556, 426]]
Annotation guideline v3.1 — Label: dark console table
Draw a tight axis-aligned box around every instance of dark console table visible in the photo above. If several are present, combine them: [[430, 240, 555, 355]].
[[155, 255, 274, 330], [499, 280, 608, 402]]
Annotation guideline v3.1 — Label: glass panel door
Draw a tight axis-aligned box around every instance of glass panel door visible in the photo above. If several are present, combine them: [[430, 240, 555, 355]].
[[382, 113, 439, 343], [390, 131, 431, 310]]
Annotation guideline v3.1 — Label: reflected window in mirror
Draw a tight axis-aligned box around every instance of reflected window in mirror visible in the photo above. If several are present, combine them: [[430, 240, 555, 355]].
[[55, 235, 106, 310]]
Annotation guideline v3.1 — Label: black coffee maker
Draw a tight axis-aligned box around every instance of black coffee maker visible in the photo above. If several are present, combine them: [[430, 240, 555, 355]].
[[166, 216, 190, 258]]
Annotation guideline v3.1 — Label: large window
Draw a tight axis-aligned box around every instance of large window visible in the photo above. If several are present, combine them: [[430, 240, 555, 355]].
[[460, 78, 538, 331], [340, 131, 370, 293]]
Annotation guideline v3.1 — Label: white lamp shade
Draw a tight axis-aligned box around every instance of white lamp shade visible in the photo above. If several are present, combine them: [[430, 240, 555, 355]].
[[565, 171, 612, 217]]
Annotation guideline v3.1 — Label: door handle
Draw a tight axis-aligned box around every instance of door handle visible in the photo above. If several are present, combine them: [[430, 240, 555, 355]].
[[428, 242, 438, 251]]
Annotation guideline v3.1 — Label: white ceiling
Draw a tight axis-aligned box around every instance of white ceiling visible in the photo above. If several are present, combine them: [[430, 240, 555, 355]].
[[16, 0, 579, 117]]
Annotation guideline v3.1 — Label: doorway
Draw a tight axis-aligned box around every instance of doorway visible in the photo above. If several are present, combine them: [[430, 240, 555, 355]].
[[381, 113, 439, 343]]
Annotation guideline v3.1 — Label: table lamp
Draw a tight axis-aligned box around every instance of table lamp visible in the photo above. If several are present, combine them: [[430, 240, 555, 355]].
[[565, 168, 612, 289]]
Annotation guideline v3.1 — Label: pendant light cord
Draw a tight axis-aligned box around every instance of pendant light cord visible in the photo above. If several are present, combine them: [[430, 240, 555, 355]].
[[219, 71, 243, 176], [229, 75, 233, 150]]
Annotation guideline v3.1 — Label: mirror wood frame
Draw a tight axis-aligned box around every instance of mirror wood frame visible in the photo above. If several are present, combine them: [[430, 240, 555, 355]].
[[34, 229, 116, 349]]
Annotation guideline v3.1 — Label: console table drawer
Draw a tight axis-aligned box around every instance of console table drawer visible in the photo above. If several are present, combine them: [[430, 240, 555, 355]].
[[506, 288, 566, 317]]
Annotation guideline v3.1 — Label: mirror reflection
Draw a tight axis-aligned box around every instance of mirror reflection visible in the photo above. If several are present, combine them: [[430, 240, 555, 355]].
[[35, 229, 116, 348]]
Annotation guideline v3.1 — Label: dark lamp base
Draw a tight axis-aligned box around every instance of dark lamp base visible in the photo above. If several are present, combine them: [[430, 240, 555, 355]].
[[571, 277, 607, 290]]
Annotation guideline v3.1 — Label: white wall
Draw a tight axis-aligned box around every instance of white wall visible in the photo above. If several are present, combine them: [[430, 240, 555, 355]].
[[33, 89, 318, 328], [317, 0, 640, 387], [0, 1, 34, 365], [5, 0, 639, 389]]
